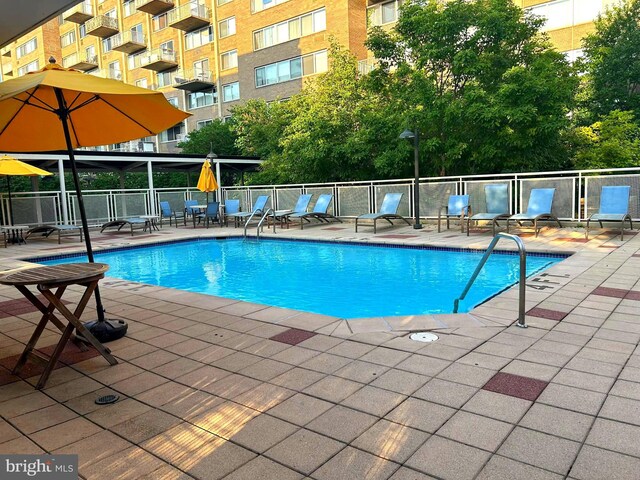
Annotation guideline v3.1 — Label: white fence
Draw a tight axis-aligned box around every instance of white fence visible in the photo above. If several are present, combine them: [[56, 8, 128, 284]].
[[2, 167, 640, 226]]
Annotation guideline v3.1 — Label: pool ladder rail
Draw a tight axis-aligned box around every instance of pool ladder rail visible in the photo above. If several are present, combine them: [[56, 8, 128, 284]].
[[243, 208, 276, 239], [453, 232, 527, 328]]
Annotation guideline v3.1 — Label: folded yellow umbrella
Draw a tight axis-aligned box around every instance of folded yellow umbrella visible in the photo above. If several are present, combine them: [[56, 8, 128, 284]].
[[0, 155, 52, 225]]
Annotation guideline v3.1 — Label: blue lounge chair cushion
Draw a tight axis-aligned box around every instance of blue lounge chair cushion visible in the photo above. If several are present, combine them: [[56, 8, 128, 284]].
[[596, 185, 630, 216], [444, 195, 470, 217]]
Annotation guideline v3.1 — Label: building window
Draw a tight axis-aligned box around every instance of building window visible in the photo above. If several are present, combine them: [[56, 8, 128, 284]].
[[102, 36, 114, 52], [254, 8, 325, 51], [60, 30, 76, 47], [220, 50, 237, 70], [135, 78, 148, 89], [131, 24, 144, 43], [105, 8, 117, 19], [368, 0, 401, 27], [251, 0, 290, 14], [193, 58, 210, 78], [79, 24, 87, 38], [159, 123, 185, 142], [157, 70, 175, 87], [123, 0, 135, 17], [255, 50, 327, 87], [17, 60, 39, 76], [108, 61, 121, 80], [187, 90, 217, 109], [525, 0, 602, 31], [219, 17, 236, 38], [16, 38, 37, 59], [218, 0, 232, 5], [153, 12, 168, 31], [86, 45, 96, 62], [185, 26, 213, 50], [128, 51, 146, 69], [197, 119, 213, 129], [222, 82, 239, 102]]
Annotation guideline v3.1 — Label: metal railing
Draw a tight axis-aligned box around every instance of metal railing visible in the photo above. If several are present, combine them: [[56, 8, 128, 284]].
[[4, 166, 640, 227], [254, 209, 275, 239], [453, 233, 527, 327]]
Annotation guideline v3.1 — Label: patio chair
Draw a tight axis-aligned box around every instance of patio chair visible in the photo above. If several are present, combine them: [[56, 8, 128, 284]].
[[355, 192, 411, 233], [225, 195, 270, 227], [223, 199, 241, 227], [184, 199, 199, 226], [100, 218, 148, 236], [438, 195, 471, 233], [585, 185, 633, 240], [466, 184, 511, 236], [159, 201, 183, 228], [25, 224, 83, 244], [269, 193, 313, 228], [288, 194, 342, 229], [506, 188, 561, 237], [195, 201, 221, 228]]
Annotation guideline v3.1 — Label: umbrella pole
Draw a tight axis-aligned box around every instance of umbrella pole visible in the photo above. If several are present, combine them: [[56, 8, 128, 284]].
[[6, 176, 13, 225], [54, 88, 127, 342]]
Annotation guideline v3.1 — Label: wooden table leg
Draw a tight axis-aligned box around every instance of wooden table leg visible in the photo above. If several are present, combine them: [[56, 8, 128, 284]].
[[35, 321, 75, 389], [39, 283, 118, 366]]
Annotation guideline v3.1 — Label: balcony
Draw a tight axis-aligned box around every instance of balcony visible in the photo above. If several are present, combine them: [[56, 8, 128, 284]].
[[62, 53, 99, 71], [64, 2, 94, 24], [137, 48, 178, 71], [135, 0, 174, 15], [167, 3, 210, 32], [85, 15, 119, 38], [358, 58, 379, 75], [110, 141, 156, 153], [173, 69, 215, 91], [111, 30, 147, 54]]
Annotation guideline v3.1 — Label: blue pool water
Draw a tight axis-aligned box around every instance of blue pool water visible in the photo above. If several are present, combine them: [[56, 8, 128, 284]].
[[38, 238, 563, 319]]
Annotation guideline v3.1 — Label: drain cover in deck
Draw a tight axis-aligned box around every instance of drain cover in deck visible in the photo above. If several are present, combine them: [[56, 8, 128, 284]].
[[95, 394, 119, 405], [410, 332, 439, 343]]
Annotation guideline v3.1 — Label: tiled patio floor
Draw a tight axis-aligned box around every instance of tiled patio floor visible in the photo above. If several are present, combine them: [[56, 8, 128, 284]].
[[0, 221, 639, 479]]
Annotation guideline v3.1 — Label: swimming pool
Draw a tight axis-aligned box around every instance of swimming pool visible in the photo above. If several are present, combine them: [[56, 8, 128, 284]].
[[37, 238, 564, 319]]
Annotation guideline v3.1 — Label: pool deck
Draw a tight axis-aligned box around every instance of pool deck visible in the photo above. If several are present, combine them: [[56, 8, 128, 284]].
[[0, 220, 639, 479]]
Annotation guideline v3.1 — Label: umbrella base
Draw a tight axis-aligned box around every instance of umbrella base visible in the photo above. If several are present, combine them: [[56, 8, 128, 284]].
[[82, 319, 128, 343]]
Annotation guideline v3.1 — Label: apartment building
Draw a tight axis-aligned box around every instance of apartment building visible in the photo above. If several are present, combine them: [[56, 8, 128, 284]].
[[0, 0, 612, 154]]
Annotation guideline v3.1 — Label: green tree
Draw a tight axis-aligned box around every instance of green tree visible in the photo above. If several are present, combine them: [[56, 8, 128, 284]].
[[577, 0, 640, 123], [573, 110, 640, 169], [366, 0, 577, 175], [178, 119, 240, 156]]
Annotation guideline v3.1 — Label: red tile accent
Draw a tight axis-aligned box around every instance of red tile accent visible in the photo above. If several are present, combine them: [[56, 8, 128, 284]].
[[322, 227, 347, 231], [517, 233, 535, 238], [633, 254, 640, 258], [270, 328, 317, 346], [443, 235, 458, 239], [376, 235, 419, 239], [483, 372, 548, 401], [605, 230, 637, 236], [598, 245, 618, 249], [0, 367, 19, 386], [626, 291, 640, 301], [0, 296, 69, 318], [526, 307, 568, 321], [0, 342, 100, 380], [592, 286, 629, 299], [558, 237, 589, 243]]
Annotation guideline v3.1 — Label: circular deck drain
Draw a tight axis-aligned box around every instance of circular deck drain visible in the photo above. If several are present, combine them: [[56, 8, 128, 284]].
[[95, 394, 119, 405], [410, 332, 439, 343]]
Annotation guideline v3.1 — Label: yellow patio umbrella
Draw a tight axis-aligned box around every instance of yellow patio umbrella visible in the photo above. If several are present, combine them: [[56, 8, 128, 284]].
[[0, 58, 190, 341], [0, 155, 53, 225], [197, 158, 219, 204]]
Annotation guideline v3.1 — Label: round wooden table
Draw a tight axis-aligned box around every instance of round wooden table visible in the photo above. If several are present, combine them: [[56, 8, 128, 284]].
[[0, 263, 118, 389]]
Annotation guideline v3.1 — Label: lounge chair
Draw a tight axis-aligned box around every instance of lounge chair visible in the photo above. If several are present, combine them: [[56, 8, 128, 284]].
[[184, 199, 199, 226], [225, 195, 270, 227], [195, 201, 221, 228], [100, 218, 148, 236], [25, 224, 83, 244], [223, 199, 241, 227], [288, 193, 342, 229], [438, 195, 471, 233], [467, 184, 511, 236], [159, 201, 185, 228], [355, 193, 410, 233], [269, 194, 313, 228], [586, 185, 633, 240], [506, 188, 561, 237]]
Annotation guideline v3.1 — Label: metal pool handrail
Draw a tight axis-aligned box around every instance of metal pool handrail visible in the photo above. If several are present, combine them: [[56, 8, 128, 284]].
[[453, 232, 527, 328], [255, 209, 275, 239]]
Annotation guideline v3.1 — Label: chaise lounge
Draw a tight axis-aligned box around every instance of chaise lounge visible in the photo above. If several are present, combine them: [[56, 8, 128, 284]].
[[585, 185, 633, 240], [506, 188, 562, 237], [25, 224, 83, 244], [288, 193, 342, 229], [100, 218, 149, 236], [467, 184, 511, 236], [438, 195, 471, 233], [355, 192, 410, 233]]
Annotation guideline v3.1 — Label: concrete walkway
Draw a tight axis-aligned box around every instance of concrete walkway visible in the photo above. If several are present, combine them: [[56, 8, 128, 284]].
[[0, 220, 638, 479]]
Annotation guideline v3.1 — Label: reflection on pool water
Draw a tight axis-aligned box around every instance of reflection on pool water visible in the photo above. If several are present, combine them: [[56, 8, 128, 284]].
[[38, 238, 565, 319]]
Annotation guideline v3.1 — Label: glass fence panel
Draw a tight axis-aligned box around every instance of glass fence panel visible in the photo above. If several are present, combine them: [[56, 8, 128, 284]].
[[375, 184, 411, 217], [337, 186, 369, 217], [585, 175, 640, 220], [250, 189, 273, 210], [276, 188, 303, 211], [419, 182, 458, 217], [71, 194, 110, 224], [157, 191, 188, 213], [114, 193, 148, 218], [11, 196, 58, 225], [305, 187, 334, 214], [464, 180, 512, 215]]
